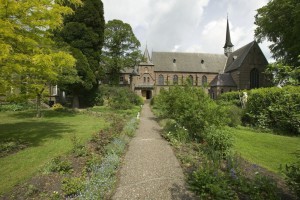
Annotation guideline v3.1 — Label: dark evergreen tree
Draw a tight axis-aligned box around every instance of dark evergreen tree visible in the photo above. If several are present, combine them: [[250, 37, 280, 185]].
[[56, 0, 105, 107]]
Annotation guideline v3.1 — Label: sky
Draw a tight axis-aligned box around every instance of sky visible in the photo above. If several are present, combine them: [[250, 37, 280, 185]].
[[102, 0, 273, 61]]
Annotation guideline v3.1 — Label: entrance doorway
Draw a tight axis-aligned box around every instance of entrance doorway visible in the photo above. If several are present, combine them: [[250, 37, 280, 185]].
[[146, 90, 152, 99]]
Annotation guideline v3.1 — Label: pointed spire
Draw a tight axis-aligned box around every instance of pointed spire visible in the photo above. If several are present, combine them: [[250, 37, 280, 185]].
[[224, 16, 234, 56], [143, 44, 151, 64]]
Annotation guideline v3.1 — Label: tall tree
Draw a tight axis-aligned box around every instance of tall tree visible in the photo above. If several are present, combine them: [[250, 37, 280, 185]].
[[102, 19, 141, 84], [56, 0, 105, 107], [0, 0, 81, 117], [255, 0, 300, 66]]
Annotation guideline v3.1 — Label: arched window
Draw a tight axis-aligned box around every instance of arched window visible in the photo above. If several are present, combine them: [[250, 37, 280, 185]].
[[202, 75, 207, 86], [158, 74, 164, 85], [173, 75, 178, 85], [147, 77, 150, 83], [188, 75, 193, 85], [144, 77, 146, 83], [250, 68, 259, 89]]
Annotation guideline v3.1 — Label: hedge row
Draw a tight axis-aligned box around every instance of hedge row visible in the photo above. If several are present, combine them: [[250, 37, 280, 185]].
[[218, 86, 300, 135]]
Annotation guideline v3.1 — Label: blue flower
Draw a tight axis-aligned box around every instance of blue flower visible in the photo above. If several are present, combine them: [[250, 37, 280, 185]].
[[230, 168, 237, 180]]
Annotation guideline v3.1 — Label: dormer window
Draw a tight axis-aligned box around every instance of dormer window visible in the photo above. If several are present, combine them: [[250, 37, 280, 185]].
[[201, 59, 204, 64], [173, 58, 176, 63]]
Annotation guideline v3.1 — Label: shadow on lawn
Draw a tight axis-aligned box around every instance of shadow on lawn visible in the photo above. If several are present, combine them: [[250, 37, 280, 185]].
[[0, 120, 75, 148], [8, 109, 77, 119]]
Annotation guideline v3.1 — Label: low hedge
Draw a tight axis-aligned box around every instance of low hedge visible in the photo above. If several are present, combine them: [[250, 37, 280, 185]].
[[244, 86, 300, 135]]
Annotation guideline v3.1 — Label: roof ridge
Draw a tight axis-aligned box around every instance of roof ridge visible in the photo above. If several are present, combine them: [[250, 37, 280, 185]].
[[152, 51, 225, 56]]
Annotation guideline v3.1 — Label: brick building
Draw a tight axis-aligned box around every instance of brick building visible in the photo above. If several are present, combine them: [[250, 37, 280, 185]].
[[120, 19, 269, 100]]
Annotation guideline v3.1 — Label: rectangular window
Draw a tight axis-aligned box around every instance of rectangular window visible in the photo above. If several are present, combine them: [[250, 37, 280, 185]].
[[52, 85, 58, 96], [119, 76, 124, 82]]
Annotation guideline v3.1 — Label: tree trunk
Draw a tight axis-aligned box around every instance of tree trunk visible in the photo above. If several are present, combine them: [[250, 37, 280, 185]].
[[72, 95, 79, 109], [36, 87, 45, 118], [36, 93, 42, 118]]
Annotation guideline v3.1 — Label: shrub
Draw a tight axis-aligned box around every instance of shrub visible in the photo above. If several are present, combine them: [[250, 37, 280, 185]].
[[283, 151, 300, 198], [162, 119, 190, 144], [203, 126, 233, 159], [0, 101, 35, 112], [62, 177, 84, 197], [224, 105, 243, 127], [46, 156, 73, 174], [0, 139, 28, 157], [217, 90, 243, 107], [154, 85, 228, 141], [71, 135, 88, 157], [188, 163, 237, 199], [244, 86, 300, 135], [52, 103, 65, 111], [97, 85, 143, 110]]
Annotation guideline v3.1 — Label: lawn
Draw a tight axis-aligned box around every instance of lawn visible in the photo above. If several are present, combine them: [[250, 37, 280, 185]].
[[228, 126, 300, 173], [0, 110, 106, 195]]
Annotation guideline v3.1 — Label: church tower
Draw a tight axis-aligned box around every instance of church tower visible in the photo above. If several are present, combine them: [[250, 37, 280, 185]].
[[223, 17, 234, 57]]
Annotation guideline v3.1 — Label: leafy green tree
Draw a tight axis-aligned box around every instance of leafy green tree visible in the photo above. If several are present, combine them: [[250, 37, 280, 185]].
[[102, 19, 141, 84], [265, 61, 300, 86], [56, 0, 105, 107], [255, 0, 300, 66], [0, 0, 81, 117]]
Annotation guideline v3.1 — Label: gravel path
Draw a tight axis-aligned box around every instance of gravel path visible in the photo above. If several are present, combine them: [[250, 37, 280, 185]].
[[112, 102, 195, 200]]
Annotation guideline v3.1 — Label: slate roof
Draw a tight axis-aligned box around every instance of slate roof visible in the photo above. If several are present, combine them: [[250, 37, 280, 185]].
[[210, 73, 236, 87], [121, 67, 134, 74], [224, 41, 256, 73], [152, 52, 227, 73], [121, 65, 140, 76]]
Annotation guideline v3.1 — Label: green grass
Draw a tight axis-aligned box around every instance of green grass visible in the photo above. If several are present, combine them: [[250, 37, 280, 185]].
[[0, 110, 106, 195], [227, 126, 300, 173], [89, 105, 141, 118]]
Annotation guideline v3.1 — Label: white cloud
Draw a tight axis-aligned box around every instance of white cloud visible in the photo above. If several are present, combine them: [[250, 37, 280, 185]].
[[102, 0, 272, 61]]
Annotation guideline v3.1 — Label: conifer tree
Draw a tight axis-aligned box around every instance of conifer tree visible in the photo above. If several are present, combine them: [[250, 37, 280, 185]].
[[55, 0, 105, 107]]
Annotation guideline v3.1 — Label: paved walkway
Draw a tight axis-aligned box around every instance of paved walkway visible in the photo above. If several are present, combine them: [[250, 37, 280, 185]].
[[113, 102, 194, 200]]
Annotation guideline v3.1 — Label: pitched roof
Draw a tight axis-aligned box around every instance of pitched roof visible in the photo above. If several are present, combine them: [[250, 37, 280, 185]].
[[152, 52, 227, 73], [224, 41, 255, 73], [121, 65, 140, 75], [210, 73, 236, 87]]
